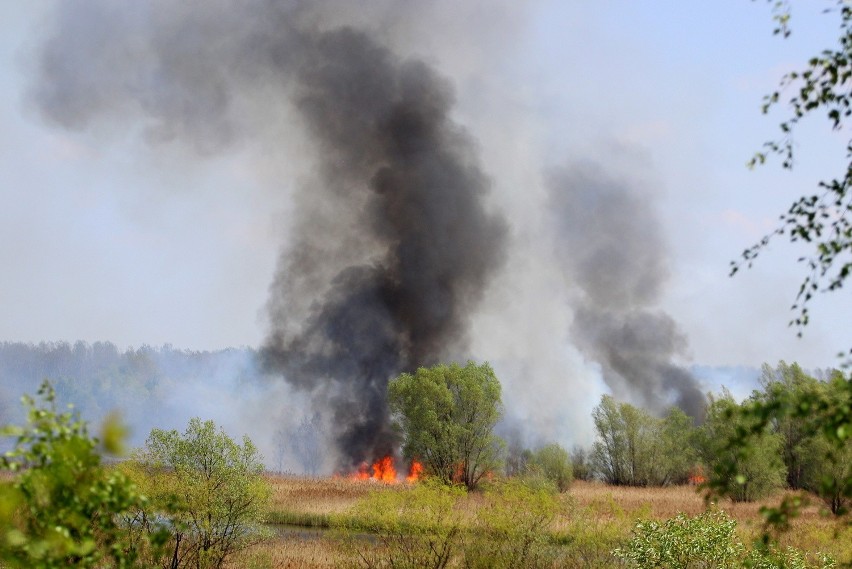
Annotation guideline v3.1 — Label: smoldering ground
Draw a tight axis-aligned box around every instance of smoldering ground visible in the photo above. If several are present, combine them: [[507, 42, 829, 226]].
[[24, 1, 705, 470]]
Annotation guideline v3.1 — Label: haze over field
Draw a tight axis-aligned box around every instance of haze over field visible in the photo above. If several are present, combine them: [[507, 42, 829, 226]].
[[1, 1, 849, 464]]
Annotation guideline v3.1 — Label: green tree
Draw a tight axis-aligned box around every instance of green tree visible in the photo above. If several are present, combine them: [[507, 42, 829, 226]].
[[528, 443, 573, 492], [722, 3, 852, 526], [570, 445, 593, 482], [699, 391, 787, 502], [796, 371, 852, 515], [123, 417, 271, 569], [657, 407, 700, 485], [0, 380, 161, 568], [757, 361, 821, 490], [591, 395, 696, 486], [388, 361, 503, 490]]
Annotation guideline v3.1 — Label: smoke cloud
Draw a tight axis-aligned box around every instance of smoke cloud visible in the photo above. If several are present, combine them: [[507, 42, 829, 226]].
[[29, 1, 507, 468], [548, 162, 706, 419], [25, 0, 708, 463], [261, 30, 508, 468]]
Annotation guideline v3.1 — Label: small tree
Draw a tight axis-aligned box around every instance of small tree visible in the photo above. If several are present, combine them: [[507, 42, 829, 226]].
[[125, 418, 271, 569], [388, 361, 503, 490]]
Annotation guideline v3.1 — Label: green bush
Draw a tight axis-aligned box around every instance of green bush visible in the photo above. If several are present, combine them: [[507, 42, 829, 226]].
[[343, 479, 464, 569], [743, 545, 836, 569], [0, 381, 162, 568], [613, 511, 744, 569], [613, 510, 836, 569], [528, 443, 573, 492], [463, 479, 561, 569]]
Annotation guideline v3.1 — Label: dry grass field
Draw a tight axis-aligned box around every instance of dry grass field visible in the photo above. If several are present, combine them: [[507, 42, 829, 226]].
[[254, 475, 852, 569]]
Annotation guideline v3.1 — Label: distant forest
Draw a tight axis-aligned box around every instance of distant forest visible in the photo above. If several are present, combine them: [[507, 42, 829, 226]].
[[0, 341, 266, 449]]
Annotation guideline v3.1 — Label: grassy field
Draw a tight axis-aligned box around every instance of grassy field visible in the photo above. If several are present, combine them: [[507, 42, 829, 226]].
[[253, 475, 852, 569]]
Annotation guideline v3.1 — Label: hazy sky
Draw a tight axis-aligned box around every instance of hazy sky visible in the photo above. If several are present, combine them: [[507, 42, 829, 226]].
[[1, 0, 848, 373]]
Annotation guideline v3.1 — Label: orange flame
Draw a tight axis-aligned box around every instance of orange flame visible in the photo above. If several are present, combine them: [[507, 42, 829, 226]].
[[346, 456, 426, 484], [406, 460, 424, 483], [352, 462, 372, 481], [688, 465, 706, 485], [372, 455, 397, 482]]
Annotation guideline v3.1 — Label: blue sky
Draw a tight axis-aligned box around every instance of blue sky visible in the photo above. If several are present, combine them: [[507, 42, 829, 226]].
[[0, 0, 848, 374]]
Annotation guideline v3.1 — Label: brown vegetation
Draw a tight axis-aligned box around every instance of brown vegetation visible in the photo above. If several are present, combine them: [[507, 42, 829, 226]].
[[256, 476, 852, 568]]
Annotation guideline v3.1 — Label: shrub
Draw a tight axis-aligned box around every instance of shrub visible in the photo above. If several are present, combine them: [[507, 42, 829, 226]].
[[613, 510, 744, 569], [528, 443, 573, 492], [463, 479, 560, 569], [614, 510, 836, 569], [0, 381, 161, 568], [342, 479, 464, 569]]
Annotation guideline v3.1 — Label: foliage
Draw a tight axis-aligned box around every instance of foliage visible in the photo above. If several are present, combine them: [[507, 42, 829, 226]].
[[388, 361, 503, 490], [754, 362, 852, 514], [699, 391, 787, 502], [0, 380, 161, 568], [613, 510, 745, 569], [704, 363, 851, 527], [528, 443, 573, 492], [744, 545, 837, 569], [342, 479, 464, 569], [123, 417, 271, 569], [463, 479, 561, 569], [727, 2, 852, 528], [614, 510, 836, 569], [733, 1, 852, 356], [758, 362, 822, 490], [591, 396, 698, 486]]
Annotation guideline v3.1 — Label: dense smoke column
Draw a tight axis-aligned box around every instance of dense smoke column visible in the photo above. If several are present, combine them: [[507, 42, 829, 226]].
[[262, 29, 508, 468], [548, 163, 705, 420], [28, 3, 507, 469]]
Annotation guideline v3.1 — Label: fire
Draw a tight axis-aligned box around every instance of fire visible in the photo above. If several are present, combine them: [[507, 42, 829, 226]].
[[406, 460, 424, 483], [347, 456, 424, 484], [372, 455, 397, 482], [352, 462, 372, 481], [687, 465, 706, 485]]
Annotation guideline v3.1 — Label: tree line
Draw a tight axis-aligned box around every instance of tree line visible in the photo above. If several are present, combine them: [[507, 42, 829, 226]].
[[583, 362, 851, 513]]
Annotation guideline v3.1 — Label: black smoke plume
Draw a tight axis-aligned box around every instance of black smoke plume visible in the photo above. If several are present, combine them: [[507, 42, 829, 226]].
[[28, 2, 507, 468], [548, 162, 705, 420], [262, 29, 507, 467]]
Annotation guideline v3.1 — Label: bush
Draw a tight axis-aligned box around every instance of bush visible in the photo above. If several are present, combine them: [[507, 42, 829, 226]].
[[342, 479, 464, 569], [0, 381, 160, 568], [463, 479, 561, 569], [613, 510, 744, 569], [528, 443, 573, 492], [613, 510, 836, 569]]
